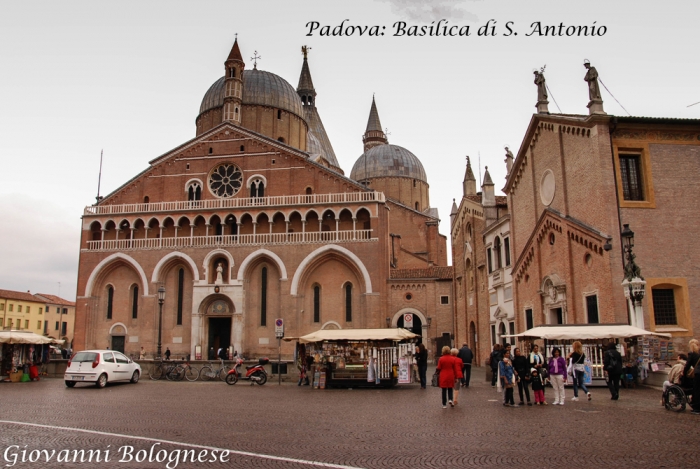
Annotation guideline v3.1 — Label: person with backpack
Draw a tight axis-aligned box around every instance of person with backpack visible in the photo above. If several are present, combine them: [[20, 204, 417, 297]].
[[489, 344, 502, 387], [603, 342, 623, 400], [683, 338, 700, 415], [457, 343, 473, 387]]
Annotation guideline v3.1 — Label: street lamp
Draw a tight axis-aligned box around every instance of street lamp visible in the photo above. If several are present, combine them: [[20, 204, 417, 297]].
[[620, 224, 646, 328], [157, 286, 165, 359]]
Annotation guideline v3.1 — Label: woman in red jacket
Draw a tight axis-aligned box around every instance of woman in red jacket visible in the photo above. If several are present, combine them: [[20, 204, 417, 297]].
[[437, 345, 459, 408]]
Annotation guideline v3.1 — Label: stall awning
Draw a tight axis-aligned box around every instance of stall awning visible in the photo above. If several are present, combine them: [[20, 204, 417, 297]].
[[299, 328, 419, 344], [503, 324, 671, 340], [0, 331, 65, 344]]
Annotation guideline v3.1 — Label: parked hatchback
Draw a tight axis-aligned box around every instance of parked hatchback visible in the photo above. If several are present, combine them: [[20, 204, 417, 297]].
[[64, 350, 141, 388]]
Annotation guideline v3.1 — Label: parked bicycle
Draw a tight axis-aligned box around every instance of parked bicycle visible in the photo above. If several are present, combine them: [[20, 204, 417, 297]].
[[149, 360, 184, 381], [198, 359, 230, 381], [180, 361, 200, 382]]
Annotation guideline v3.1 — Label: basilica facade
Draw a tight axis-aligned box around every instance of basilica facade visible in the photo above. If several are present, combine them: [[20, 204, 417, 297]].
[[73, 40, 452, 359]]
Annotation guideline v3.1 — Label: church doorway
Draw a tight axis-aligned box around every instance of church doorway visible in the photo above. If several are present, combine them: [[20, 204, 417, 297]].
[[208, 317, 231, 355], [111, 336, 125, 354], [397, 313, 423, 336]]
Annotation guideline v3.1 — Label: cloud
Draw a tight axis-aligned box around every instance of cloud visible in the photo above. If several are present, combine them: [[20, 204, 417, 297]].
[[0, 195, 80, 300], [378, 0, 479, 22]]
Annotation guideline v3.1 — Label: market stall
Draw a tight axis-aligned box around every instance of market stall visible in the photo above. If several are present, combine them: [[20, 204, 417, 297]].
[[503, 324, 671, 386], [0, 331, 64, 382], [296, 328, 419, 388]]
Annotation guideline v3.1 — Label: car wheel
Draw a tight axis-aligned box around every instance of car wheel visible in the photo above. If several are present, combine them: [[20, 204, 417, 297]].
[[65, 381, 76, 388], [96, 373, 108, 388], [130, 370, 140, 383]]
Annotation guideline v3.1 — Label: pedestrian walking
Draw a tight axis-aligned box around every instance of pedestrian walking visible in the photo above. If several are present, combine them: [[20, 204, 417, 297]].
[[603, 342, 623, 400], [548, 347, 567, 405], [208, 347, 215, 360], [530, 368, 546, 405], [139, 347, 145, 360], [414, 343, 428, 390], [568, 341, 591, 401], [450, 348, 464, 404], [437, 346, 458, 408], [683, 338, 700, 414], [499, 350, 515, 406], [164, 347, 171, 360], [457, 343, 473, 387], [489, 344, 502, 387], [513, 348, 531, 406]]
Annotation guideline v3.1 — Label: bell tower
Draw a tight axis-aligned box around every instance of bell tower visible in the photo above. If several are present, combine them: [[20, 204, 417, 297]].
[[362, 96, 388, 152], [223, 37, 245, 125]]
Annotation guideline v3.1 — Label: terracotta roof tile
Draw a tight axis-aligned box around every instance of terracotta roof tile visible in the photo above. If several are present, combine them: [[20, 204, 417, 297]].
[[390, 267, 454, 280], [0, 289, 43, 302], [36, 294, 75, 307]]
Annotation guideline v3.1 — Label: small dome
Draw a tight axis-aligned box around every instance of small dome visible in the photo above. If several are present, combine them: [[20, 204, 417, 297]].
[[198, 70, 305, 119], [350, 144, 427, 183], [306, 131, 322, 158]]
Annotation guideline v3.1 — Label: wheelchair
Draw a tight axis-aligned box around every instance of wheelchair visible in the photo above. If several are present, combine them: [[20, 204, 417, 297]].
[[663, 384, 692, 412]]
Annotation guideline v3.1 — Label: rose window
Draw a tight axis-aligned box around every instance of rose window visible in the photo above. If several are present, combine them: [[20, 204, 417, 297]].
[[209, 164, 243, 198]]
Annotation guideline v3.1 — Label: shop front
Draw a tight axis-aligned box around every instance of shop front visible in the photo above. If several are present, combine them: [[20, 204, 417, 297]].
[[1, 331, 64, 383], [296, 328, 419, 389], [504, 324, 671, 386]]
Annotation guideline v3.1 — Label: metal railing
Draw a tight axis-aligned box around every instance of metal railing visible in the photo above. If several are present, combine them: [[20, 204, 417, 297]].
[[85, 229, 376, 251], [84, 192, 385, 216]]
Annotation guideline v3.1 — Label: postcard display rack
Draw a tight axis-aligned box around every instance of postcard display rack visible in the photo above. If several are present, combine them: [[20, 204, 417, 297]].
[[306, 341, 415, 388], [637, 337, 674, 374]]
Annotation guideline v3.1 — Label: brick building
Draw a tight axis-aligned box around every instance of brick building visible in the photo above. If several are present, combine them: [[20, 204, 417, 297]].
[[35, 294, 76, 345], [505, 89, 699, 350], [73, 40, 450, 359]]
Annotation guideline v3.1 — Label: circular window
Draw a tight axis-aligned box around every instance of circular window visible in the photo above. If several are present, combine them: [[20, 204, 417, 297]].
[[209, 164, 243, 198], [549, 233, 555, 245], [540, 169, 556, 206], [405, 293, 413, 301]]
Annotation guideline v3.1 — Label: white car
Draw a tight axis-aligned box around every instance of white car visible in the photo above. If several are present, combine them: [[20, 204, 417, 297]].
[[64, 350, 141, 388]]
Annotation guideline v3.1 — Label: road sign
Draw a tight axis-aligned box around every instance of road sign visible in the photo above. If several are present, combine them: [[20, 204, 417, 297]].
[[275, 318, 284, 338], [404, 313, 413, 328]]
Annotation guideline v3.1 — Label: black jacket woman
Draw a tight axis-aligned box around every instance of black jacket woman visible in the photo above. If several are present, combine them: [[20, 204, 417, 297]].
[[603, 342, 623, 400], [414, 343, 428, 390], [512, 348, 531, 406], [683, 339, 700, 414]]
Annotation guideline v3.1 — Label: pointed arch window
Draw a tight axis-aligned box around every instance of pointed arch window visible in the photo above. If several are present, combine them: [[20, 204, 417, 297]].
[[177, 268, 184, 326], [187, 183, 202, 201], [106, 286, 114, 320], [250, 179, 265, 198], [313, 285, 320, 323], [494, 236, 502, 270], [131, 284, 139, 319], [345, 283, 353, 322], [261, 267, 268, 326]]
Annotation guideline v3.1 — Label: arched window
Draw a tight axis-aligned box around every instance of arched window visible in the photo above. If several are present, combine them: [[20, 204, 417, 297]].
[[313, 285, 320, 323], [230, 67, 236, 78], [106, 286, 114, 320], [345, 283, 352, 322], [188, 183, 202, 201], [415, 202, 419, 211], [131, 284, 139, 319], [494, 236, 502, 270], [277, 110, 282, 120], [250, 179, 265, 198], [240, 145, 245, 152], [177, 268, 184, 326], [277, 137, 285, 143], [261, 267, 268, 326]]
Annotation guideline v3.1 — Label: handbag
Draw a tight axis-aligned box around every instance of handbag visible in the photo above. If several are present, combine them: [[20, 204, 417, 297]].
[[687, 357, 700, 379], [566, 358, 573, 377], [431, 370, 440, 387]]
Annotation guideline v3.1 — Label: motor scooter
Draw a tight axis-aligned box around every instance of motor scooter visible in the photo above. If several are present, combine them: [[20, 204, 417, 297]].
[[225, 357, 269, 385]]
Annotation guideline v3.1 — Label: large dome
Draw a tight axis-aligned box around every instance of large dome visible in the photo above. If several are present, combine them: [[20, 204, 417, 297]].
[[350, 144, 427, 183], [199, 70, 305, 119]]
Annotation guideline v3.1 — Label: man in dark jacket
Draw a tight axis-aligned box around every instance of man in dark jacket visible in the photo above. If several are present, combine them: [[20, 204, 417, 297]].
[[490, 344, 502, 387], [603, 342, 623, 400], [457, 343, 474, 387]]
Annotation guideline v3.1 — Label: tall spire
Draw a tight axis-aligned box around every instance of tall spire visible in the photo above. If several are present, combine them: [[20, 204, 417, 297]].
[[463, 156, 476, 196], [223, 37, 245, 126], [362, 96, 387, 152], [297, 45, 316, 102]]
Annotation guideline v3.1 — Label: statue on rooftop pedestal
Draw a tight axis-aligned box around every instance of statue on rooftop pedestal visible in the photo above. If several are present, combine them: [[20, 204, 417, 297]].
[[533, 68, 549, 114], [583, 60, 605, 115]]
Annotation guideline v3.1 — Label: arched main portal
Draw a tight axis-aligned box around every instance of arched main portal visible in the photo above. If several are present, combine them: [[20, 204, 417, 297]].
[[392, 308, 427, 344], [197, 295, 235, 359]]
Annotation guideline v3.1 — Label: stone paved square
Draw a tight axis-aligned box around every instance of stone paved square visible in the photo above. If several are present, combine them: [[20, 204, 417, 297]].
[[0, 369, 696, 469]]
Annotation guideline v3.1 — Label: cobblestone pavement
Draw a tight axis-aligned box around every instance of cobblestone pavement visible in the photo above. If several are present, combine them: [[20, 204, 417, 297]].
[[0, 367, 696, 469]]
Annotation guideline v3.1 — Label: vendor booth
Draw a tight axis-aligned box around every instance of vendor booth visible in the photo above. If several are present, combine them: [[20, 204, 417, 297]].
[[504, 324, 671, 386], [0, 331, 64, 383], [294, 328, 419, 388]]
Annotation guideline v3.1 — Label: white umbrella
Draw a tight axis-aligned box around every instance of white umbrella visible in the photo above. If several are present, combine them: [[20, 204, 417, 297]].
[[0, 330, 64, 345]]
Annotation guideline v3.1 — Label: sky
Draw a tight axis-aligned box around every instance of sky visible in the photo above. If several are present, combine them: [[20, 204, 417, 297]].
[[1, 0, 698, 301]]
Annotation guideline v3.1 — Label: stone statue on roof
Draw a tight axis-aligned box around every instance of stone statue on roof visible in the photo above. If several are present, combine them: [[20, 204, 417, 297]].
[[534, 70, 548, 102], [583, 60, 601, 101]]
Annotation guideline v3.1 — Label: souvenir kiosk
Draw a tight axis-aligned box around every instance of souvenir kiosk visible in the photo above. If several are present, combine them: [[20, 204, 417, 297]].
[[297, 328, 419, 388], [504, 324, 671, 386], [0, 331, 62, 382]]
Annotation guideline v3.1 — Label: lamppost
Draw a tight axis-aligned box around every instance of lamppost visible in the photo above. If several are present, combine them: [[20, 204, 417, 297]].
[[156, 286, 165, 359], [620, 224, 646, 328]]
